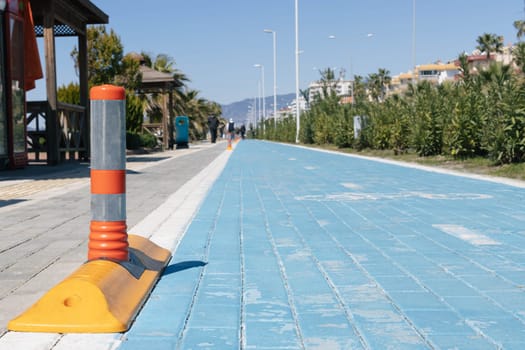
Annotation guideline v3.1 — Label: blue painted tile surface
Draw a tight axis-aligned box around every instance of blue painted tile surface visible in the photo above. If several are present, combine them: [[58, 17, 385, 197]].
[[119, 140, 525, 349]]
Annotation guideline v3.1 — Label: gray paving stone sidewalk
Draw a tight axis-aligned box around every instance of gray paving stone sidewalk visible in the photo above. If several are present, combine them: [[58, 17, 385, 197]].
[[0, 142, 227, 340]]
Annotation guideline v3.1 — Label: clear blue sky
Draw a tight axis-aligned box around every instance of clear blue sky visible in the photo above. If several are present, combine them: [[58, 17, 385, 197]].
[[27, 0, 524, 105]]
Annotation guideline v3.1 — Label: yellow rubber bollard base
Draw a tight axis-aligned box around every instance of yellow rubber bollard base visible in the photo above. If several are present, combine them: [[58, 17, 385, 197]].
[[7, 234, 171, 333]]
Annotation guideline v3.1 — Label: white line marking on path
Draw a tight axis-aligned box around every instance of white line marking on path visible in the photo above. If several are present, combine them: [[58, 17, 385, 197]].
[[295, 191, 492, 202], [433, 224, 500, 246]]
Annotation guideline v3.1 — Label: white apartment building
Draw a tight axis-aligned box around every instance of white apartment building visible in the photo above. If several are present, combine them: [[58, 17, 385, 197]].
[[289, 95, 308, 114], [417, 62, 460, 84], [308, 79, 353, 103]]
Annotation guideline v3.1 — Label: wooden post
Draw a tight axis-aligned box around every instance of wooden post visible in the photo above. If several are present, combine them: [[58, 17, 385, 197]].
[[43, 3, 59, 165], [162, 92, 168, 150], [78, 28, 89, 161]]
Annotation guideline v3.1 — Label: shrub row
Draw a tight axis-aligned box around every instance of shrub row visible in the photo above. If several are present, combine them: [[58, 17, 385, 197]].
[[257, 63, 525, 165]]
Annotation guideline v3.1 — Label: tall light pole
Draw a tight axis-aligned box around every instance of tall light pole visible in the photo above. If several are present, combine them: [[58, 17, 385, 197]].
[[257, 81, 261, 126], [254, 64, 266, 133], [253, 95, 258, 128], [412, 0, 417, 86], [294, 0, 300, 143], [264, 29, 277, 128]]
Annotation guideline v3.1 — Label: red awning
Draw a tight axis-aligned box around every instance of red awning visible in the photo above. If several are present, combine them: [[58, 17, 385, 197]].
[[24, 0, 43, 91]]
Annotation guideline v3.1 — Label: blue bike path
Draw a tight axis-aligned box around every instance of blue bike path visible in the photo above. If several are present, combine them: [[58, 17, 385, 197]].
[[119, 140, 525, 349]]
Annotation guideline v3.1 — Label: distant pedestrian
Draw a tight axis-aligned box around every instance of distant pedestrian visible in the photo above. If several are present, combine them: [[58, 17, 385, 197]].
[[227, 118, 235, 141], [208, 115, 219, 143], [240, 124, 246, 139], [227, 118, 235, 149]]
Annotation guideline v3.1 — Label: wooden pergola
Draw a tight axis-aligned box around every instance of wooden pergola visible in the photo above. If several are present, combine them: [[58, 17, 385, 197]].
[[138, 63, 176, 150], [28, 0, 108, 164]]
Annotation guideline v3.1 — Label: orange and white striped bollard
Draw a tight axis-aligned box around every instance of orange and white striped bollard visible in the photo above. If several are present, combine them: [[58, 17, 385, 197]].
[[88, 85, 128, 261]]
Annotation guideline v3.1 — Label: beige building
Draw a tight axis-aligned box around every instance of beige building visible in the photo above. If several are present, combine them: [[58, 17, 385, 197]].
[[390, 45, 516, 96]]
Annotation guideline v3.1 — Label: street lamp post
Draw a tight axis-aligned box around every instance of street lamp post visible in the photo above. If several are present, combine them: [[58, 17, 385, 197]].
[[412, 0, 417, 86], [254, 64, 266, 133], [264, 29, 277, 129], [257, 81, 261, 128], [253, 95, 258, 129], [294, 0, 300, 143]]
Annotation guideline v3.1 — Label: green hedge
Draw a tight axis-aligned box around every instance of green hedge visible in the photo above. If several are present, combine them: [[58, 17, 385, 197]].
[[126, 132, 159, 150]]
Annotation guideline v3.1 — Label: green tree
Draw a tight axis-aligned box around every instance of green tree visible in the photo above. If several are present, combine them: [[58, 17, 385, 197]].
[[445, 82, 487, 158], [138, 52, 190, 119], [71, 25, 124, 86], [68, 26, 222, 145], [476, 33, 504, 59], [479, 61, 513, 88], [457, 53, 472, 83], [513, 20, 525, 76], [412, 82, 445, 156], [352, 75, 366, 107], [300, 88, 310, 107], [514, 20, 525, 41], [319, 67, 336, 82], [181, 89, 213, 140], [57, 83, 80, 105], [71, 26, 143, 136], [367, 68, 391, 102], [333, 105, 353, 148], [513, 42, 525, 73], [207, 101, 222, 117], [479, 62, 525, 163], [125, 92, 144, 133], [388, 96, 411, 154], [115, 53, 142, 91], [312, 67, 338, 102]]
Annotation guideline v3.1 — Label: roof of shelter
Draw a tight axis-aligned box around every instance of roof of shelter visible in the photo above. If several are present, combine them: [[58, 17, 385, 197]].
[[138, 65, 176, 92], [140, 65, 176, 84], [31, 0, 108, 37]]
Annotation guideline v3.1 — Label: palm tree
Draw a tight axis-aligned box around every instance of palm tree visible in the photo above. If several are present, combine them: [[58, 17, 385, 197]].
[[170, 69, 191, 117], [352, 75, 366, 105], [514, 20, 525, 41], [457, 53, 472, 83], [367, 73, 380, 101], [476, 33, 504, 60], [137, 52, 190, 120], [315, 67, 338, 101], [151, 53, 175, 73], [513, 42, 525, 72], [207, 101, 222, 117], [368, 68, 391, 102], [181, 89, 212, 140], [377, 68, 392, 99], [319, 67, 336, 82], [300, 88, 310, 106]]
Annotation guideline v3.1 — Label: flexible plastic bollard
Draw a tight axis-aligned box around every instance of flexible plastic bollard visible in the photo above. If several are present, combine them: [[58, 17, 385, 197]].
[[88, 85, 128, 261], [227, 134, 233, 150], [8, 85, 171, 333]]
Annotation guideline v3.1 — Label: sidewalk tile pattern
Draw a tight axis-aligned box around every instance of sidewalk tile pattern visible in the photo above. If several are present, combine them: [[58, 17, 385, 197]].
[[118, 140, 525, 349]]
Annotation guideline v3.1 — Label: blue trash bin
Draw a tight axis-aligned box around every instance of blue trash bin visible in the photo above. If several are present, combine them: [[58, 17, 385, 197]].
[[174, 116, 189, 149]]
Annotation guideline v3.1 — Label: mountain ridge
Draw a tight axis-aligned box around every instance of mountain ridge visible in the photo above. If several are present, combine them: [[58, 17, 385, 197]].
[[220, 93, 296, 125]]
